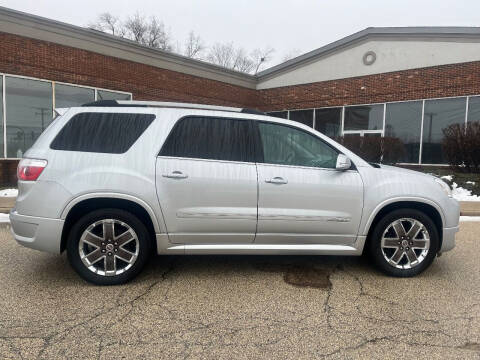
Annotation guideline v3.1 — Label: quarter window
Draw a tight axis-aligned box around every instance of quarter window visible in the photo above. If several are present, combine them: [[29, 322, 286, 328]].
[[51, 112, 155, 153], [258, 122, 339, 169], [160, 116, 255, 162]]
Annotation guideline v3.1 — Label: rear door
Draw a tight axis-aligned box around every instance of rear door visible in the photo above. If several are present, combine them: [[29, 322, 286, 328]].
[[254, 121, 364, 245], [155, 115, 258, 244]]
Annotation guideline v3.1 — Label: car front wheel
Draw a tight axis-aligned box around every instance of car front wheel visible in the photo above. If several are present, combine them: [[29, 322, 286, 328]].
[[368, 209, 439, 277], [67, 208, 151, 285]]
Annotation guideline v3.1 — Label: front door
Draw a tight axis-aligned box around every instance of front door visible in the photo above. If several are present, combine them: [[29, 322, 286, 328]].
[[254, 121, 364, 245], [156, 115, 258, 244]]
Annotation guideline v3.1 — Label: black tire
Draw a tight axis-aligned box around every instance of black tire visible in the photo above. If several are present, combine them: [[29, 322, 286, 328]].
[[67, 208, 152, 285], [368, 208, 439, 277]]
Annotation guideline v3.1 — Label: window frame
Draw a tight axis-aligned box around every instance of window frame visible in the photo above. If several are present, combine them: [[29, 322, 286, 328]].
[[252, 120, 348, 171], [158, 115, 258, 164]]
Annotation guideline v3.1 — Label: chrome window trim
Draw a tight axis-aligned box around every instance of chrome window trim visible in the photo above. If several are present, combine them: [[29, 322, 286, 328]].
[[157, 155, 257, 166], [157, 156, 356, 173]]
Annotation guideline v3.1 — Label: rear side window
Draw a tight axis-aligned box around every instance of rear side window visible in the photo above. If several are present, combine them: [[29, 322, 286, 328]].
[[160, 116, 255, 162], [50, 112, 155, 154]]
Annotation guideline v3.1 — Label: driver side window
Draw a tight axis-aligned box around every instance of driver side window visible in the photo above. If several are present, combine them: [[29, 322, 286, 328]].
[[258, 122, 339, 169]]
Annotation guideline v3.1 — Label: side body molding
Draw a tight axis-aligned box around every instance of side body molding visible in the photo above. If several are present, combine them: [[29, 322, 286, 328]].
[[60, 192, 166, 234]]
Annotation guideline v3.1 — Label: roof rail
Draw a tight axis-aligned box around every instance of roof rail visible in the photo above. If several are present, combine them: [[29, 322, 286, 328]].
[[82, 100, 265, 115]]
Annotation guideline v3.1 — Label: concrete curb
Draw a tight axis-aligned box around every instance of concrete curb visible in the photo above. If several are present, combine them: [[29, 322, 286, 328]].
[[0, 197, 15, 214]]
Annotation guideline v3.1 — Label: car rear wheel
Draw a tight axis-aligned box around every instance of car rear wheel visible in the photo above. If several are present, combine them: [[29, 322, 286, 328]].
[[67, 208, 151, 285], [368, 209, 439, 277]]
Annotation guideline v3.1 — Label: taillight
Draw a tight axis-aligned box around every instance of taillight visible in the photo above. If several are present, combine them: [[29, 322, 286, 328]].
[[17, 158, 48, 181]]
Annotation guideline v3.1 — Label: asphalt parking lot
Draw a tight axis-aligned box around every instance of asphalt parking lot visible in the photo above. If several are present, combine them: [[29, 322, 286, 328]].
[[0, 223, 479, 359]]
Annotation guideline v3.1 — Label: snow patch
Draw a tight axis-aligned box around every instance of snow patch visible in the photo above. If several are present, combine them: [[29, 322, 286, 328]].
[[0, 188, 18, 197], [452, 182, 480, 201], [466, 181, 476, 185], [441, 175, 453, 182], [460, 216, 480, 222]]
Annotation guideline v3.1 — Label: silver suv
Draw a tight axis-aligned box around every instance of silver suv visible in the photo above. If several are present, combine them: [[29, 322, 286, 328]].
[[10, 101, 460, 285]]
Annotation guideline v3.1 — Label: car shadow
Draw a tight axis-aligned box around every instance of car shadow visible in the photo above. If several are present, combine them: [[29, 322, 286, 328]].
[[141, 253, 373, 289]]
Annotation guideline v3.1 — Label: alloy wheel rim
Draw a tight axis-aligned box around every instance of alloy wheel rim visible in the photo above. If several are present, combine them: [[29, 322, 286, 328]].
[[79, 219, 139, 276], [381, 218, 430, 269]]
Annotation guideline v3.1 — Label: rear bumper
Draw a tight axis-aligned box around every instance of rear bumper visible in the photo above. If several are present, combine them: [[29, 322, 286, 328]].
[[441, 226, 459, 253], [9, 209, 64, 253]]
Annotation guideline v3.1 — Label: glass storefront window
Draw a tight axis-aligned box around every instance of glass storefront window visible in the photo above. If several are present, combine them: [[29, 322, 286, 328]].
[[314, 108, 341, 138], [5, 77, 53, 158], [266, 111, 288, 119], [0, 78, 3, 158], [0, 75, 132, 159], [344, 104, 383, 131], [467, 96, 480, 124], [97, 90, 131, 101], [55, 84, 95, 108], [422, 97, 466, 164], [289, 109, 313, 127], [385, 101, 423, 163]]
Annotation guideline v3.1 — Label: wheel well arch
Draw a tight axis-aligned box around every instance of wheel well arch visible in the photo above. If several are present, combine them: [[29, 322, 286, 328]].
[[364, 201, 443, 252], [60, 197, 157, 253]]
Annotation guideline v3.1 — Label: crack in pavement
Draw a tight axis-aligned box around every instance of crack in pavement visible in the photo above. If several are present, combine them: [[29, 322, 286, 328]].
[[0, 223, 479, 359]]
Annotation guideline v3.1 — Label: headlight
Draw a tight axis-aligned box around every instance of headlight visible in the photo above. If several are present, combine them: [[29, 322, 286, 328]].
[[434, 178, 452, 197]]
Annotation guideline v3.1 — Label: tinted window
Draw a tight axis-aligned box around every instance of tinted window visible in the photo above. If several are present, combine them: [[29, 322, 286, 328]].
[[0, 79, 3, 157], [467, 96, 480, 124], [315, 108, 341, 138], [97, 90, 132, 101], [289, 109, 314, 127], [258, 122, 339, 169], [267, 111, 288, 119], [344, 104, 384, 131], [385, 101, 423, 163], [5, 77, 53, 158], [422, 97, 466, 164], [51, 112, 155, 153], [160, 116, 254, 162], [55, 84, 95, 108]]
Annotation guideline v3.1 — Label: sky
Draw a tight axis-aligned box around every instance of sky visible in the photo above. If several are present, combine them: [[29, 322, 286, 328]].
[[1, 0, 479, 67]]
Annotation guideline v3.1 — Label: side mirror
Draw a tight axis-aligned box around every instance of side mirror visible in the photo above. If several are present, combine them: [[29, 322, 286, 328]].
[[336, 154, 351, 170]]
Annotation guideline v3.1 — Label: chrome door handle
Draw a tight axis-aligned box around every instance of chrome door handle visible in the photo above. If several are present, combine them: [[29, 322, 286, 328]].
[[265, 177, 288, 185], [162, 171, 188, 179]]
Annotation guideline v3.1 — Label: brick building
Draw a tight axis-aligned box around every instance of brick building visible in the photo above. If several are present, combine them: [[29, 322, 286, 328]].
[[1, 6, 480, 185]]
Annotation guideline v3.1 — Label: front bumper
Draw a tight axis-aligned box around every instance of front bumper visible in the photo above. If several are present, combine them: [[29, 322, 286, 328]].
[[440, 226, 459, 253], [10, 209, 64, 253]]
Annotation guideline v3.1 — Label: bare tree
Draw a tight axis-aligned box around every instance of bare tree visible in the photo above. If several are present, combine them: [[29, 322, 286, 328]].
[[206, 43, 235, 68], [88, 12, 277, 74], [232, 48, 255, 73], [88, 12, 124, 36], [123, 12, 148, 43], [281, 48, 302, 62], [206, 44, 276, 74], [119, 13, 173, 50], [184, 31, 205, 59], [145, 16, 172, 51], [251, 46, 275, 74]]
